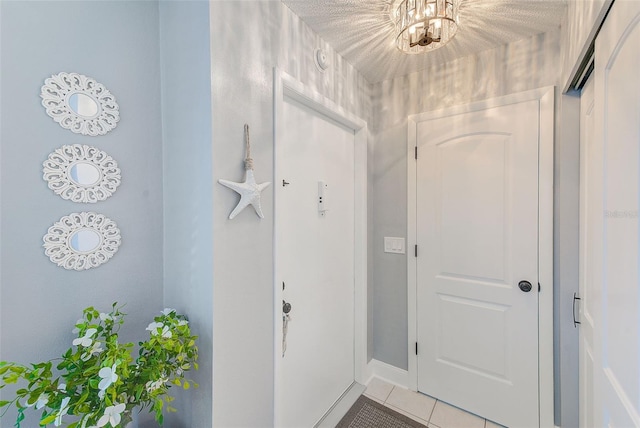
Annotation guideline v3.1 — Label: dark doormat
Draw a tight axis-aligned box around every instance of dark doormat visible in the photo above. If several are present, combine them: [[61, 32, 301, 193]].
[[336, 395, 428, 428]]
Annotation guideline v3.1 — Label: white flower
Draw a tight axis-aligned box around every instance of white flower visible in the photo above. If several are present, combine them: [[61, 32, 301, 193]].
[[97, 403, 126, 427], [98, 363, 118, 393], [160, 325, 172, 338], [72, 318, 85, 334], [36, 393, 49, 409], [99, 313, 113, 322], [162, 308, 176, 316], [81, 341, 104, 361], [146, 321, 163, 334], [147, 322, 172, 338], [73, 328, 97, 347], [58, 383, 66, 391], [178, 319, 188, 326], [54, 396, 70, 426]]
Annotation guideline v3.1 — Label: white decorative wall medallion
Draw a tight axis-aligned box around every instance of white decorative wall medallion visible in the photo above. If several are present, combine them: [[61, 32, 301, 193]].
[[43, 212, 121, 271], [40, 72, 120, 136], [43, 144, 121, 203]]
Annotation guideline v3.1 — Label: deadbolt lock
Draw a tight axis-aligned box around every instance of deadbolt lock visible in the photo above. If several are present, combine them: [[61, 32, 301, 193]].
[[283, 300, 292, 314]]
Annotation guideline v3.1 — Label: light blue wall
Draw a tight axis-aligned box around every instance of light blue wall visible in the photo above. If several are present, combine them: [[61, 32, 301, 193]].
[[159, 1, 213, 427], [0, 1, 163, 426]]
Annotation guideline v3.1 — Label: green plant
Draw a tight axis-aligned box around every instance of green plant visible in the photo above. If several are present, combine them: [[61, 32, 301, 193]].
[[0, 304, 198, 427]]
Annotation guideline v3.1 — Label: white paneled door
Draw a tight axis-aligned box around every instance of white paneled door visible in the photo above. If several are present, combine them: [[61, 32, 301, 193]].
[[415, 98, 543, 427], [579, 1, 640, 426], [275, 96, 355, 427]]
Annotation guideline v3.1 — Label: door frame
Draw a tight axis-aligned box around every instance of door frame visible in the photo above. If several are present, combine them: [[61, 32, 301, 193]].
[[406, 87, 555, 427], [272, 68, 369, 426]]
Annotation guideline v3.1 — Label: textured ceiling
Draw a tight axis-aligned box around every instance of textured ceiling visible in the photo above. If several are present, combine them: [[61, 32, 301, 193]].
[[281, 0, 567, 83]]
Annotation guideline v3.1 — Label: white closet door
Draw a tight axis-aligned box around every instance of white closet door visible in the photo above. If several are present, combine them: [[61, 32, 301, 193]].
[[584, 1, 640, 426]]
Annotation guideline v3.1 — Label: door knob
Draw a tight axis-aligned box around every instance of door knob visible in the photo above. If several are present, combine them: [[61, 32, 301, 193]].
[[518, 280, 533, 292], [283, 300, 292, 314]]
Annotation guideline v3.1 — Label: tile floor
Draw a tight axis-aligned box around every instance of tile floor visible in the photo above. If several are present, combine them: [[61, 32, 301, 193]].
[[363, 378, 505, 428]]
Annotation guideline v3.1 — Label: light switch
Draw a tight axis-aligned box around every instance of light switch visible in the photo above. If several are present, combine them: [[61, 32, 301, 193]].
[[384, 237, 405, 254], [318, 181, 328, 216]]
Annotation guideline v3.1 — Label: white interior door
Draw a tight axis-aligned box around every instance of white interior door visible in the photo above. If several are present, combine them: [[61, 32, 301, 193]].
[[580, 1, 640, 426], [275, 96, 355, 427], [415, 98, 541, 427]]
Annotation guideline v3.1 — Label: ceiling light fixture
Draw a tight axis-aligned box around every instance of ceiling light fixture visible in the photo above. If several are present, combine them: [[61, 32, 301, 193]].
[[393, 0, 460, 54]]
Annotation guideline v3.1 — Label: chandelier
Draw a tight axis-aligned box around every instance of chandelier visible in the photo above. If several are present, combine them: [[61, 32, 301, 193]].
[[393, 0, 460, 54]]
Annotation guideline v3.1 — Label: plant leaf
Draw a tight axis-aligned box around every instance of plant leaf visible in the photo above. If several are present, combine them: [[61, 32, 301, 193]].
[[40, 413, 57, 425]]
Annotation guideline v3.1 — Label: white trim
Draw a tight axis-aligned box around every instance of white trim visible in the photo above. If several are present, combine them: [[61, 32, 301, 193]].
[[406, 87, 555, 427], [272, 68, 368, 427], [366, 359, 410, 389], [538, 86, 555, 428], [407, 118, 418, 392]]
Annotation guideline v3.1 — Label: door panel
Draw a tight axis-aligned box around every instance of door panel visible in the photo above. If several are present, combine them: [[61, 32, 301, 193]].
[[439, 134, 508, 281], [276, 97, 355, 427], [589, 1, 640, 425], [416, 100, 539, 427]]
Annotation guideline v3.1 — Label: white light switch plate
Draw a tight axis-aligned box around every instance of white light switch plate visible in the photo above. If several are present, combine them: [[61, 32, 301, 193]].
[[384, 237, 405, 254]]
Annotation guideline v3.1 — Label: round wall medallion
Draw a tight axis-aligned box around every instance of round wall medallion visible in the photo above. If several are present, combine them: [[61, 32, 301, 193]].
[[43, 144, 121, 203], [43, 212, 121, 271], [40, 72, 120, 136]]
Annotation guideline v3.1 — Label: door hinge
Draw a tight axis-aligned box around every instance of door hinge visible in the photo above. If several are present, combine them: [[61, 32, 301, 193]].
[[538, 283, 541, 292], [414, 146, 418, 160], [415, 342, 418, 355], [414, 245, 418, 257]]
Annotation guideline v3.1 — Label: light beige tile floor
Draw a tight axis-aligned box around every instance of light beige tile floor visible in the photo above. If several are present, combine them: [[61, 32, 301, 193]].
[[363, 378, 506, 428]]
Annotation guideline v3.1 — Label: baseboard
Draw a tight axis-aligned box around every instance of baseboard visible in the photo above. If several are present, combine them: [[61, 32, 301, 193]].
[[315, 382, 366, 428], [366, 359, 410, 389]]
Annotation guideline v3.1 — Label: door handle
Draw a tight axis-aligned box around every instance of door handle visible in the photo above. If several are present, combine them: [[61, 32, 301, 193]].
[[573, 293, 581, 327], [283, 300, 292, 314], [518, 280, 533, 292]]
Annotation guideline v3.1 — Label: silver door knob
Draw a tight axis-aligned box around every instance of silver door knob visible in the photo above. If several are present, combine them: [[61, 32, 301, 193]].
[[518, 280, 533, 292]]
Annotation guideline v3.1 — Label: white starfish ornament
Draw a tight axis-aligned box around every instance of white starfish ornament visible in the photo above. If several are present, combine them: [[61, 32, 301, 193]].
[[218, 125, 271, 219]]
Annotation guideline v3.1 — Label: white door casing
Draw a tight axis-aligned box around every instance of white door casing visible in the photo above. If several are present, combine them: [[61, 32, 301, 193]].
[[578, 75, 596, 428], [273, 70, 368, 427], [407, 87, 554, 428], [581, 2, 640, 426]]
